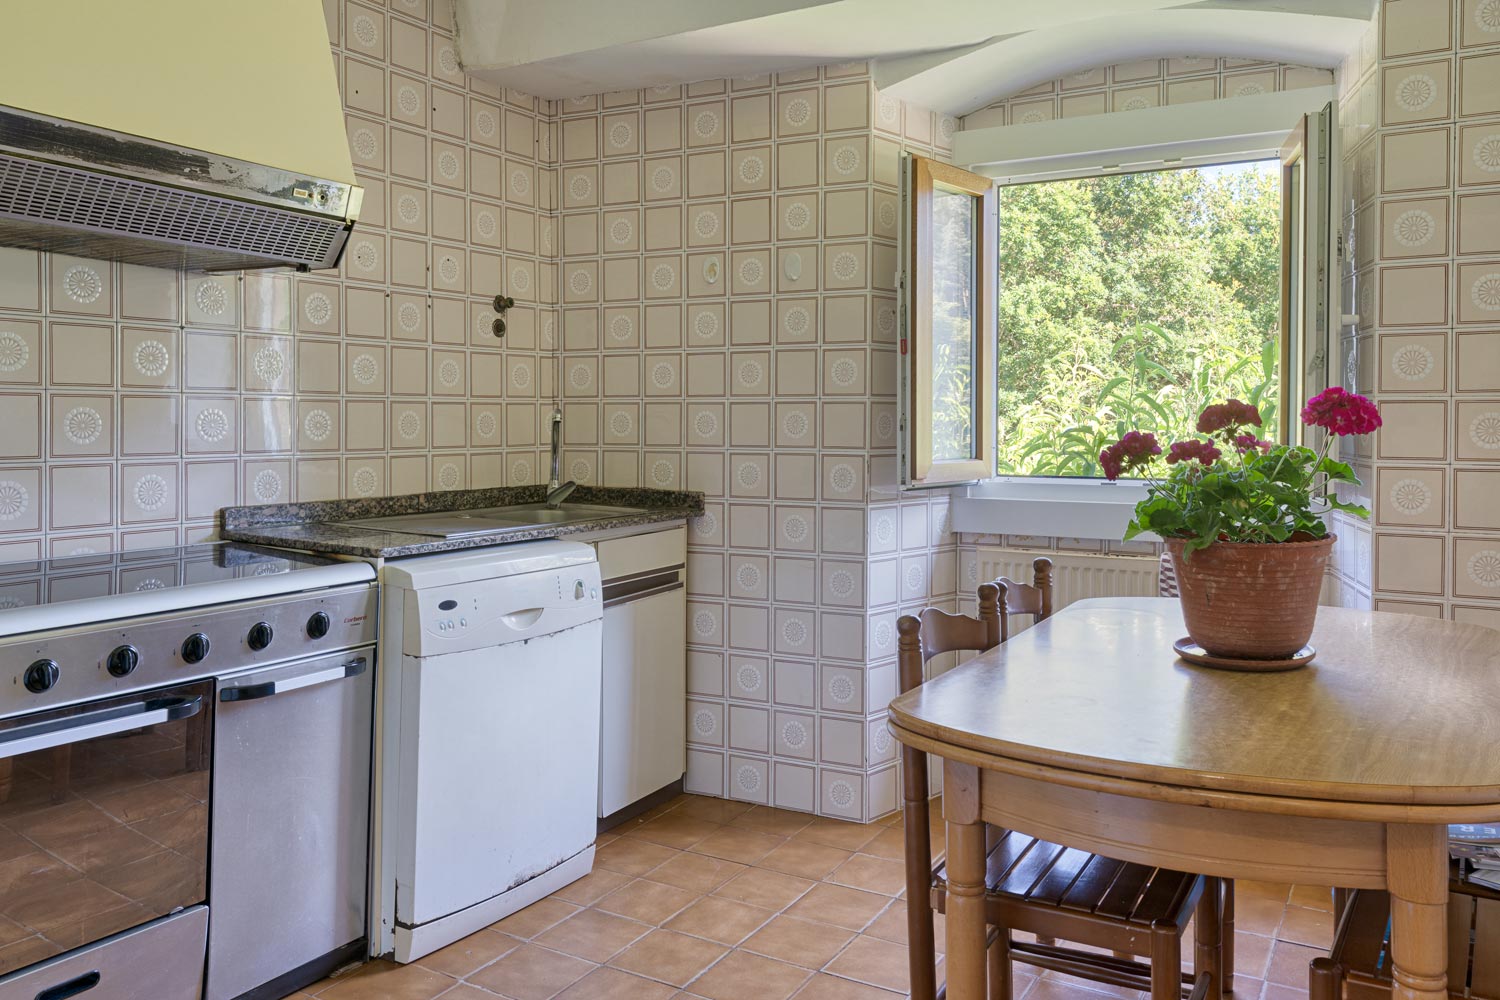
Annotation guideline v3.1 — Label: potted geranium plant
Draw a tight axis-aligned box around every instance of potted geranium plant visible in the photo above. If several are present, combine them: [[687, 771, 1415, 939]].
[[1100, 387, 1381, 667]]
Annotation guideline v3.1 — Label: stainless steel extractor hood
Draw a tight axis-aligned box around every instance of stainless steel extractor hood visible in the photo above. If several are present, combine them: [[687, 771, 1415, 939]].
[[0, 1, 361, 272]]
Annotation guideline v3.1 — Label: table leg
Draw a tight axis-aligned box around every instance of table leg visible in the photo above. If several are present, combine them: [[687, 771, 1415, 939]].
[[943, 760, 987, 1000], [1386, 823, 1449, 1000]]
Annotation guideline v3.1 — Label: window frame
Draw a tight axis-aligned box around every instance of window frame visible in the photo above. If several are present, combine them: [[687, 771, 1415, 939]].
[[900, 154, 997, 488]]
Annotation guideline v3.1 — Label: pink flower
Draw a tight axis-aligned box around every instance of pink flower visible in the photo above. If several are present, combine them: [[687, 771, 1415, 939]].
[[1299, 387, 1382, 437], [1233, 433, 1272, 455], [1166, 439, 1222, 466], [1197, 399, 1262, 436], [1099, 430, 1161, 481]]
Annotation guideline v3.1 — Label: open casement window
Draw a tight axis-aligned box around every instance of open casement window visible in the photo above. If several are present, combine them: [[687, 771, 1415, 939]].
[[898, 154, 997, 487], [1280, 103, 1334, 448]]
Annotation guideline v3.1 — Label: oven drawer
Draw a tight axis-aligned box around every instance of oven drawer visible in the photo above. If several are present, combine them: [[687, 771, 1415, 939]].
[[0, 905, 207, 1000]]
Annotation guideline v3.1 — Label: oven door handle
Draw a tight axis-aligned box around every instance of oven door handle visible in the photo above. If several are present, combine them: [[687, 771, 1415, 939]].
[[219, 656, 367, 703], [0, 695, 202, 760]]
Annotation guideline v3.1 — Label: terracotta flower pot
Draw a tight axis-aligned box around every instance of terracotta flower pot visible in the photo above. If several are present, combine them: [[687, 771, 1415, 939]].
[[1165, 535, 1335, 661]]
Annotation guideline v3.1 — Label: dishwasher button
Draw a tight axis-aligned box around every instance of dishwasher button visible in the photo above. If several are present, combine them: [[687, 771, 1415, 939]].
[[574, 580, 585, 600]]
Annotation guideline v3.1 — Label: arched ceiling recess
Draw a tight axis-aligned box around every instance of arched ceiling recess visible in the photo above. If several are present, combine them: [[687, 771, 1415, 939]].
[[453, 0, 1374, 116]]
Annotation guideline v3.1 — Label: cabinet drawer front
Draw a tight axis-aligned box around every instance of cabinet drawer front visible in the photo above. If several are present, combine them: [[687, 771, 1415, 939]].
[[597, 526, 686, 582]]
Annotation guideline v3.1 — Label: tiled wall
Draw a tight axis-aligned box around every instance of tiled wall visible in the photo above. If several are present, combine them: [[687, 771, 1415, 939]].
[[0, 0, 557, 562], [961, 57, 1335, 130], [550, 67, 964, 820], [1345, 0, 1500, 629]]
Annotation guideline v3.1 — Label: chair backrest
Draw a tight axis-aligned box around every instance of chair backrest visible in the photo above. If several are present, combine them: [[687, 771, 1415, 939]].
[[896, 582, 1002, 698], [992, 556, 1054, 643]]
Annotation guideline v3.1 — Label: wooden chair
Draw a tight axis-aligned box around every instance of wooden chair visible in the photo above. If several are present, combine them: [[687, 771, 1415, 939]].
[[899, 575, 1227, 1000]]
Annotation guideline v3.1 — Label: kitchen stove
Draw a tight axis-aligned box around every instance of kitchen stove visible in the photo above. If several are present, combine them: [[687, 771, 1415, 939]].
[[0, 542, 377, 1000]]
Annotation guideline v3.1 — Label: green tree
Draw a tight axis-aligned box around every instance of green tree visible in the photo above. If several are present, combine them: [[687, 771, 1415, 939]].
[[992, 162, 1281, 477]]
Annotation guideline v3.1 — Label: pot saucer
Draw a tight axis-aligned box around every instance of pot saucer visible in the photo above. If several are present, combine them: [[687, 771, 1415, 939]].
[[1173, 637, 1316, 673]]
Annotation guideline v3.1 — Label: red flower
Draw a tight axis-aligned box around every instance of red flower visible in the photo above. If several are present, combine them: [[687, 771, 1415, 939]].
[[1166, 439, 1222, 466], [1099, 430, 1161, 481], [1197, 399, 1262, 436], [1233, 433, 1271, 455], [1299, 387, 1382, 436]]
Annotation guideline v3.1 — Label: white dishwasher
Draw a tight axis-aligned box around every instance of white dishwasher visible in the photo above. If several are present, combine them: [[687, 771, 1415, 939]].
[[373, 540, 603, 963]]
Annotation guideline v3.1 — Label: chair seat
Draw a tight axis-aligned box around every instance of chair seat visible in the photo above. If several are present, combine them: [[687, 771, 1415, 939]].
[[932, 828, 1201, 928]]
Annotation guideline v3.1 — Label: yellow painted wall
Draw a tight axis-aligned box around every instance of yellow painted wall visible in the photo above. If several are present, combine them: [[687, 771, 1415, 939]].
[[0, 0, 354, 184]]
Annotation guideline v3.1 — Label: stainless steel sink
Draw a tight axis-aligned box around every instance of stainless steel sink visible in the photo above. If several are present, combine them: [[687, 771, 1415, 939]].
[[334, 503, 649, 539]]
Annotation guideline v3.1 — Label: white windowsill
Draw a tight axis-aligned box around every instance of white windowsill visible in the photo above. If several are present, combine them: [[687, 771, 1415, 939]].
[[951, 478, 1154, 542]]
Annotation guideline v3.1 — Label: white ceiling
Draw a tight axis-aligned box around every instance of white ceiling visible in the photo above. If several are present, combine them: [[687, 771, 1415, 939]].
[[452, 0, 1376, 115]]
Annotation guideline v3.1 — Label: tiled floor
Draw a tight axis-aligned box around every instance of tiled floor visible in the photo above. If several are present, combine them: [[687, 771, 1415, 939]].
[[289, 794, 1335, 1000]]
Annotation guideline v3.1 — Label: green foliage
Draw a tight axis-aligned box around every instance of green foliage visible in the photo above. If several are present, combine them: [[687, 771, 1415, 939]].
[[992, 163, 1281, 477], [1125, 440, 1367, 554]]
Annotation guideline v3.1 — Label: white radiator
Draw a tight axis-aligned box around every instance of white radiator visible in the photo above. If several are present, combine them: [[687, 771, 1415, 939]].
[[976, 546, 1343, 611], [975, 548, 1160, 611]]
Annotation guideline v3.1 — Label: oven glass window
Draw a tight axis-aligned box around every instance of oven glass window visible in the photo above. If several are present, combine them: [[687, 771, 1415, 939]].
[[0, 681, 211, 975]]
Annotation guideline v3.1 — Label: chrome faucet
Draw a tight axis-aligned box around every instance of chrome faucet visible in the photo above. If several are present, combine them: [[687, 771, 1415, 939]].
[[547, 407, 563, 491], [545, 480, 577, 509]]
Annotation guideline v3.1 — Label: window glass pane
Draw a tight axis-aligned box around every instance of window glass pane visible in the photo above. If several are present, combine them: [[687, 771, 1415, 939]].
[[931, 185, 977, 463], [996, 160, 1281, 478]]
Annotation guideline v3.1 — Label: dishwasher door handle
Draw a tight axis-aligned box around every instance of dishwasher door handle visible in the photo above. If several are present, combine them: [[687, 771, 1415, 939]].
[[220, 656, 368, 703], [0, 696, 202, 759]]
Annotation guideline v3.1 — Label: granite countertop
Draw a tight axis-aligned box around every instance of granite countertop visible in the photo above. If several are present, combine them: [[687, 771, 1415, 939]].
[[218, 485, 704, 559]]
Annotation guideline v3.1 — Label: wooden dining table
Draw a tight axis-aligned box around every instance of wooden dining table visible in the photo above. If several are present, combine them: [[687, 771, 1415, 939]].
[[888, 597, 1500, 1000]]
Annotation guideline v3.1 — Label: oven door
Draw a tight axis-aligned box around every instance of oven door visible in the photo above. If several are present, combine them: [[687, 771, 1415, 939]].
[[0, 681, 211, 980]]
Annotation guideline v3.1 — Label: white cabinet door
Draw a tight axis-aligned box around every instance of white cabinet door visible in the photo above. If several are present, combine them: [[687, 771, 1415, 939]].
[[599, 585, 686, 816]]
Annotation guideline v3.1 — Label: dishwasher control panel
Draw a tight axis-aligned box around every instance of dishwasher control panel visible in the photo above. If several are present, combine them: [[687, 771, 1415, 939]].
[[399, 562, 602, 657]]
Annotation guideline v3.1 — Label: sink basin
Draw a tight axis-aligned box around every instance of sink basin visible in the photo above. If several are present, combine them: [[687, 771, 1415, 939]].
[[334, 503, 649, 539]]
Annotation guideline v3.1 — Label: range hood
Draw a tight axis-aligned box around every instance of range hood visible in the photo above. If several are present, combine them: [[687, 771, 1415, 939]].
[[0, 1, 360, 272]]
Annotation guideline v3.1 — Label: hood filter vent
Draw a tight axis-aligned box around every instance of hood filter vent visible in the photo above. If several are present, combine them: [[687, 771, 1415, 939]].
[[0, 152, 351, 272]]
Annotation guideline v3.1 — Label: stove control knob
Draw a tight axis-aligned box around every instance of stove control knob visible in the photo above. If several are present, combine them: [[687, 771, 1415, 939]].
[[23, 659, 59, 694], [106, 645, 140, 678], [181, 633, 211, 665], [247, 622, 274, 651], [306, 612, 331, 640]]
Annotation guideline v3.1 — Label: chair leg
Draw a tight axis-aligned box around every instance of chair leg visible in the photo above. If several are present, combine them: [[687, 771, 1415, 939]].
[[1309, 957, 1342, 1000], [987, 930, 1012, 1000], [1333, 887, 1351, 920], [1195, 877, 1224, 1000], [1222, 879, 1236, 988], [1149, 924, 1182, 1000]]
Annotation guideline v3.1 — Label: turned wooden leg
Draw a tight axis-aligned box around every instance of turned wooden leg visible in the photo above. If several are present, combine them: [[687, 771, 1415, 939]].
[[1150, 923, 1182, 1000], [987, 931, 1011, 1000], [944, 760, 987, 1000], [1223, 879, 1236, 989], [1195, 877, 1224, 1000], [1386, 823, 1449, 1000], [1309, 957, 1343, 1000]]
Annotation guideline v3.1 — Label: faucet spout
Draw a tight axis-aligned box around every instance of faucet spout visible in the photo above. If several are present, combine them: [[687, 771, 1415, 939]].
[[548, 407, 563, 491], [545, 480, 577, 509]]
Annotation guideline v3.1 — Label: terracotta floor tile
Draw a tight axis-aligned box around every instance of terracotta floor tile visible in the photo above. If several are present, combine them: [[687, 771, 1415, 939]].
[[552, 868, 636, 907], [858, 828, 907, 862], [624, 814, 724, 851], [784, 884, 889, 931], [438, 987, 507, 1000], [554, 967, 679, 1000], [673, 797, 756, 825], [607, 929, 730, 986], [825, 855, 906, 897], [467, 944, 596, 1000], [689, 827, 786, 865], [1022, 975, 1128, 1000], [1233, 893, 1290, 937], [1288, 885, 1334, 912], [755, 840, 855, 881], [1237, 880, 1295, 903], [1276, 906, 1333, 949], [536, 910, 653, 964], [741, 915, 855, 969], [1265, 940, 1325, 988], [735, 806, 816, 838], [792, 819, 884, 854], [647, 853, 748, 894], [1262, 984, 1310, 1000], [415, 927, 521, 979], [686, 949, 811, 1000], [712, 868, 816, 910], [493, 899, 585, 940], [1228, 931, 1274, 980], [596, 839, 681, 877], [789, 974, 905, 1000], [664, 896, 776, 946], [594, 879, 701, 925], [862, 900, 944, 950], [822, 934, 911, 992], [316, 960, 456, 1000]]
